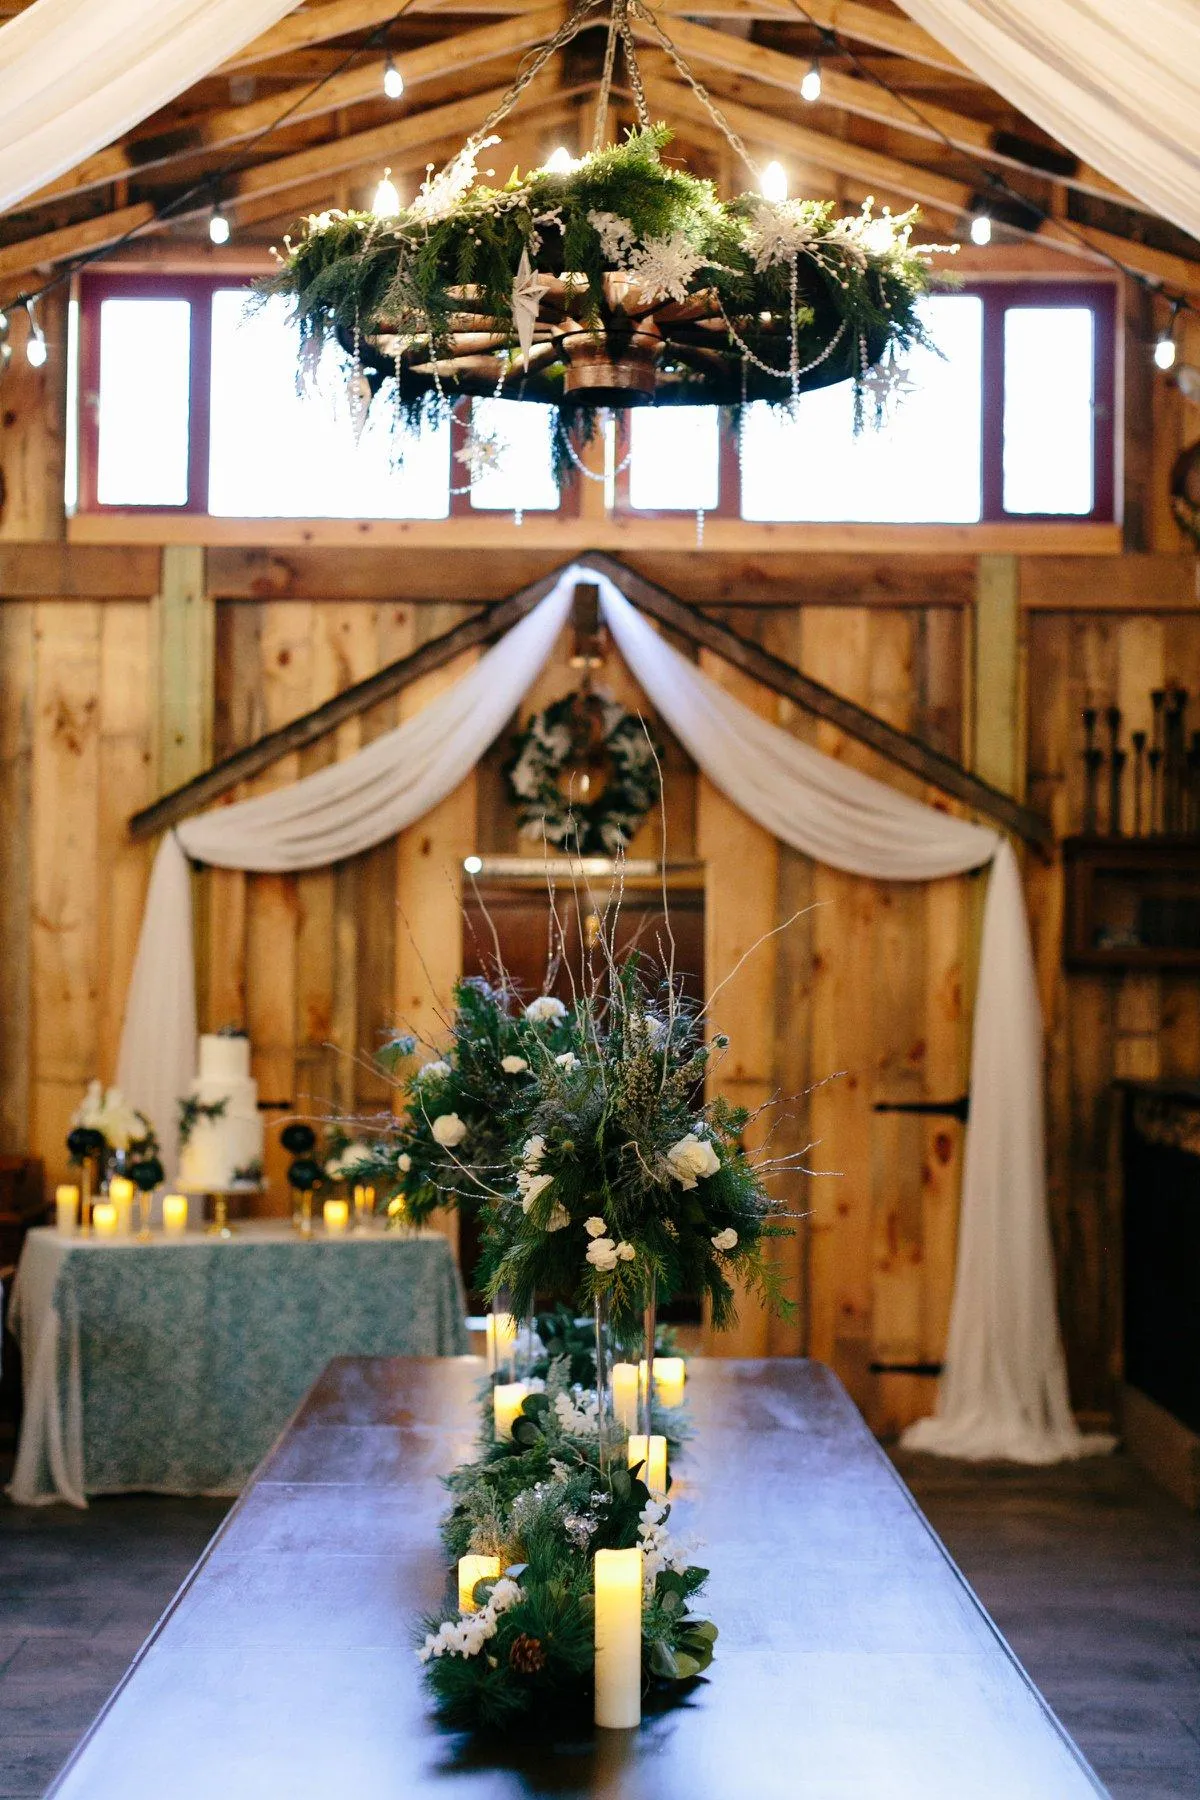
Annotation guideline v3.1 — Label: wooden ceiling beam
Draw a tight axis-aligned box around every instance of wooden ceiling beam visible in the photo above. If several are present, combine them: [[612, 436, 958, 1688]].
[[20, 8, 565, 211], [0, 203, 156, 287], [655, 15, 1146, 217]]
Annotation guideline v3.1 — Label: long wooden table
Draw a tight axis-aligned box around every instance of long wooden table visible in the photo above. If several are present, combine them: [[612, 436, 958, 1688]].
[[49, 1358, 1108, 1800]]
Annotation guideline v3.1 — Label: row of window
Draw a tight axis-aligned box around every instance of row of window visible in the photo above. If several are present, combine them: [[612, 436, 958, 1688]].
[[70, 275, 1116, 524]]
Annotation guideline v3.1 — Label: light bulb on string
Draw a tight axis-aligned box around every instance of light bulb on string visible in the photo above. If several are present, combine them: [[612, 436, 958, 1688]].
[[544, 145, 577, 175], [759, 161, 788, 204], [208, 205, 231, 245], [800, 59, 821, 102], [372, 168, 402, 217], [969, 212, 992, 246], [1154, 332, 1178, 371], [383, 56, 404, 100], [24, 300, 47, 368]]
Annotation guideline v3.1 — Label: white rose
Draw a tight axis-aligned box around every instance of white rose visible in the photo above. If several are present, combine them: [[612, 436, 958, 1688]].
[[519, 1171, 554, 1214], [615, 1241, 636, 1262], [586, 1236, 618, 1271], [712, 1227, 739, 1252], [522, 1134, 546, 1168], [397, 1153, 412, 1173], [500, 1055, 529, 1075], [546, 1202, 570, 1232], [666, 1132, 721, 1190], [584, 1216, 608, 1238], [644, 1014, 667, 1043], [555, 1051, 580, 1072], [415, 1059, 451, 1083], [525, 995, 568, 1025], [431, 1112, 467, 1148]]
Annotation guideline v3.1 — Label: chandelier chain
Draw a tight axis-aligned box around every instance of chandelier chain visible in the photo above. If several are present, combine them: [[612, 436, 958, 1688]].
[[592, 0, 624, 152], [628, 0, 758, 181], [618, 15, 653, 132], [450, 0, 609, 170]]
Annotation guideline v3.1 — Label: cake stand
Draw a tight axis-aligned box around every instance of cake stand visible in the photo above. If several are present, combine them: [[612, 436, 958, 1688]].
[[177, 1182, 266, 1238]]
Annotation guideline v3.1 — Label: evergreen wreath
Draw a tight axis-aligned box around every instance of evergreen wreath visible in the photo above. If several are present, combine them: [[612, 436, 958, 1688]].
[[504, 691, 661, 855]]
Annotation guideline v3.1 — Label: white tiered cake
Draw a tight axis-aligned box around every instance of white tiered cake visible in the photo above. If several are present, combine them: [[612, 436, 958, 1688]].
[[178, 1033, 264, 1192]]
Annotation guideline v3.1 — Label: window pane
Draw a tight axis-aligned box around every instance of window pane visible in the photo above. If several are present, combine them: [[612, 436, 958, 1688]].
[[208, 291, 449, 518], [740, 295, 983, 523], [96, 298, 191, 506], [1003, 307, 1094, 515], [629, 406, 720, 510], [468, 399, 559, 511]]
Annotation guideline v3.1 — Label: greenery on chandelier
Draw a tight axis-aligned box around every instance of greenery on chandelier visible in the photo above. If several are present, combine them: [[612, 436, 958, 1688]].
[[261, 124, 940, 430]]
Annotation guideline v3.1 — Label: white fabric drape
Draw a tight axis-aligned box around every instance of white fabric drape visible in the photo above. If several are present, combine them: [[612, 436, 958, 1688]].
[[0, 0, 297, 215], [898, 0, 1200, 242], [117, 562, 1106, 1462]]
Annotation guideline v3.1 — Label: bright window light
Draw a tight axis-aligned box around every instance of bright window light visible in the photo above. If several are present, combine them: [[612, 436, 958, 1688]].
[[468, 398, 559, 512], [96, 298, 192, 506], [208, 291, 449, 518], [1002, 306, 1094, 515], [628, 406, 720, 511], [740, 294, 983, 523]]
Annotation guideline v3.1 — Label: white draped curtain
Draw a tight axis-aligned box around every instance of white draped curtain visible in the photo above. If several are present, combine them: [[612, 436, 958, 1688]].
[[117, 563, 1109, 1463], [0, 0, 297, 215], [898, 0, 1200, 242]]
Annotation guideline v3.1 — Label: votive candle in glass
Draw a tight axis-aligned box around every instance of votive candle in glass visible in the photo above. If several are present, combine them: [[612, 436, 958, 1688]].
[[92, 1202, 118, 1237], [594, 1547, 643, 1729], [55, 1184, 79, 1234], [627, 1433, 668, 1498], [612, 1362, 639, 1434], [457, 1554, 501, 1613], [323, 1199, 350, 1234], [492, 1382, 528, 1441], [653, 1357, 686, 1409], [485, 1310, 517, 1374], [162, 1193, 189, 1234], [108, 1176, 135, 1235]]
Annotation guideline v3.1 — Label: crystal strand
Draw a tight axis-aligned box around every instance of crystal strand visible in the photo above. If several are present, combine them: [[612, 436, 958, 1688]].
[[513, 506, 524, 528], [695, 506, 705, 548], [789, 256, 800, 404]]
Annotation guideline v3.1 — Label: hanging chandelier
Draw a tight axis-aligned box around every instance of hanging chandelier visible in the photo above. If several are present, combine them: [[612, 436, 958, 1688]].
[[264, 0, 944, 467]]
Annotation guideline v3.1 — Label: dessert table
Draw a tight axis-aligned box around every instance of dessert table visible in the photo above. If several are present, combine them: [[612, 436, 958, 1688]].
[[46, 1357, 1107, 1800], [7, 1227, 468, 1508]]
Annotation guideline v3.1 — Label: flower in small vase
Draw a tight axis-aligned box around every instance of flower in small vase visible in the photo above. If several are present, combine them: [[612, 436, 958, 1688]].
[[711, 1227, 739, 1252], [431, 1112, 468, 1148], [584, 1216, 608, 1238], [525, 995, 568, 1025], [666, 1131, 721, 1190], [501, 1055, 529, 1075]]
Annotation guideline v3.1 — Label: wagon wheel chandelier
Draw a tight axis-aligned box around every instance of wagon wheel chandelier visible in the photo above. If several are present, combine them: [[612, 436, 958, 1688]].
[[265, 0, 943, 480]]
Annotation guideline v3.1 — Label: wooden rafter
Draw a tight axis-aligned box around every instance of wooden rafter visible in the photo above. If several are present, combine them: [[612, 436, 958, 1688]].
[[129, 554, 1050, 849]]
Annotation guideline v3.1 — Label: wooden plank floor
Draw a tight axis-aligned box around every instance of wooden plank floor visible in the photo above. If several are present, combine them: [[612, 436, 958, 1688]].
[[0, 1437, 1196, 1798]]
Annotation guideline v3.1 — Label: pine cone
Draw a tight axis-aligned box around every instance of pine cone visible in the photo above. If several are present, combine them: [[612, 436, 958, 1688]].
[[508, 1632, 546, 1675]]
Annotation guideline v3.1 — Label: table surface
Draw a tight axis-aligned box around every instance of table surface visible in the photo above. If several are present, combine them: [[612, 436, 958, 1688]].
[[48, 1357, 1108, 1800]]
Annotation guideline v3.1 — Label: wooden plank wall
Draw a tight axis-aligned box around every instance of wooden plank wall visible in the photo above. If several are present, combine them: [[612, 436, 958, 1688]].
[[2, 550, 1199, 1433]]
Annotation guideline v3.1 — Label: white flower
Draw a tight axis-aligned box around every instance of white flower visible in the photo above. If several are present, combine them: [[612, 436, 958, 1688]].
[[555, 1051, 580, 1073], [431, 1112, 467, 1148], [397, 1152, 412, 1173], [644, 1014, 667, 1044], [586, 1236, 619, 1272], [525, 995, 568, 1025], [584, 1216, 608, 1238], [415, 1059, 450, 1083], [500, 1055, 529, 1075], [712, 1227, 739, 1252], [522, 1134, 546, 1167], [666, 1132, 721, 1190], [588, 209, 636, 259], [743, 198, 818, 272], [615, 1241, 636, 1262], [519, 1171, 553, 1214], [546, 1202, 570, 1232]]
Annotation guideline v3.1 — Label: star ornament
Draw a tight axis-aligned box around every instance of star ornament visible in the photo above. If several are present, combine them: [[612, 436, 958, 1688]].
[[511, 248, 543, 368]]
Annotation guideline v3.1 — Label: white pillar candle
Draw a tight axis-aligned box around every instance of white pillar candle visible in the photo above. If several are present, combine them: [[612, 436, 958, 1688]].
[[627, 1433, 668, 1498], [492, 1382, 528, 1441], [162, 1193, 189, 1234], [485, 1310, 517, 1374], [457, 1554, 501, 1613], [612, 1362, 639, 1433], [653, 1357, 686, 1409], [593, 1547, 643, 1729], [108, 1176, 135, 1235], [55, 1184, 79, 1234], [323, 1199, 350, 1233], [91, 1202, 118, 1237]]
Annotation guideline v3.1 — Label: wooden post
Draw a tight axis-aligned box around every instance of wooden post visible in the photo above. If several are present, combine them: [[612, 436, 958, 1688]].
[[973, 554, 1023, 797], [153, 546, 213, 793]]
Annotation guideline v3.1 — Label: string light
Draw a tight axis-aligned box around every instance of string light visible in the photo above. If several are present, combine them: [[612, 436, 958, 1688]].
[[544, 145, 577, 174], [1154, 298, 1181, 370], [24, 300, 47, 367], [800, 58, 821, 102], [969, 213, 992, 246], [0, 308, 10, 383], [759, 160, 788, 204], [372, 167, 402, 217], [208, 205, 231, 245], [383, 56, 404, 100]]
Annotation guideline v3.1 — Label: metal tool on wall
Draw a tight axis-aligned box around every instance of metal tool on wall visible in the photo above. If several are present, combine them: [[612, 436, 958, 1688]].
[[1080, 688, 1198, 837]]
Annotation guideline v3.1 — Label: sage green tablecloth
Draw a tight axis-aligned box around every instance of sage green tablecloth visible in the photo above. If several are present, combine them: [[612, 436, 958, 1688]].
[[8, 1225, 469, 1508]]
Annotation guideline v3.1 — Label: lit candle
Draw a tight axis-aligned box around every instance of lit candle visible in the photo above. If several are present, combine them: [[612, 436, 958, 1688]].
[[485, 1310, 517, 1374], [92, 1202, 118, 1237], [162, 1193, 189, 1234], [627, 1433, 668, 1498], [55, 1184, 79, 1234], [492, 1381, 528, 1440], [323, 1199, 350, 1233], [457, 1554, 501, 1612], [612, 1362, 639, 1434], [653, 1357, 686, 1409], [593, 1547, 643, 1729], [108, 1176, 135, 1235]]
